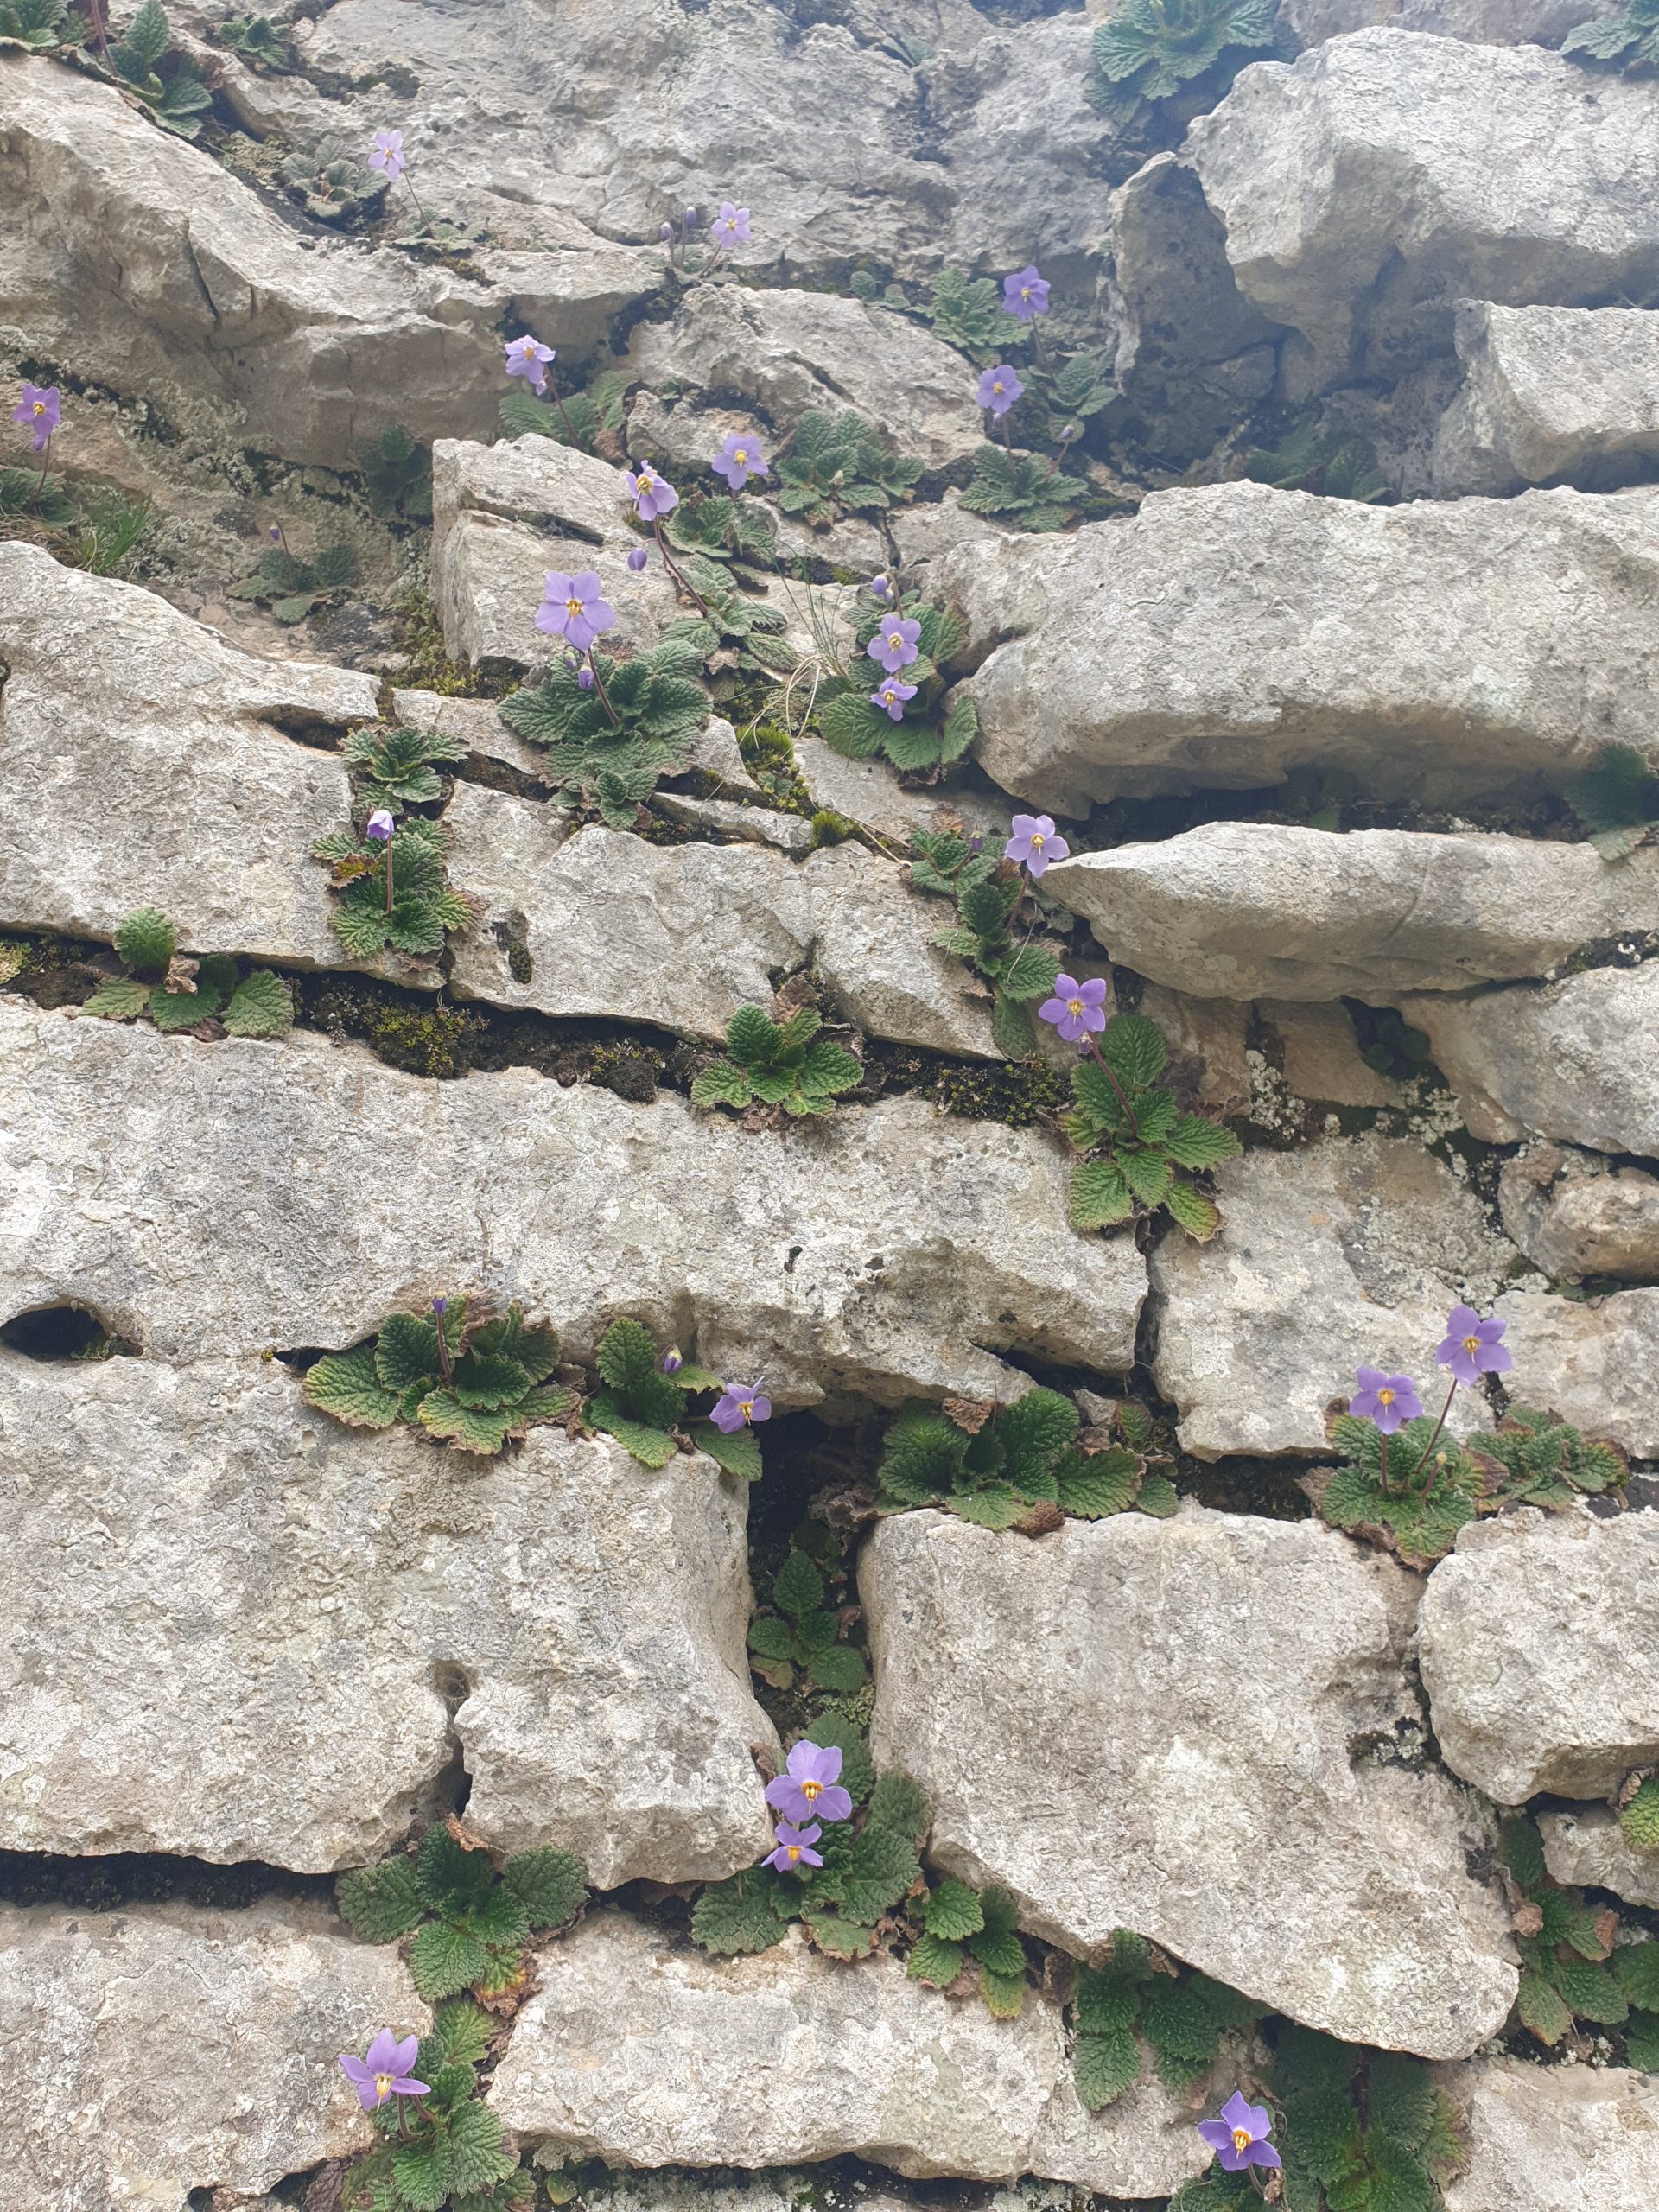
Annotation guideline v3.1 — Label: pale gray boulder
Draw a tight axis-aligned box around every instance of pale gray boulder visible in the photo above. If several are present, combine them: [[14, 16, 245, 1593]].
[[1438, 2058, 1659, 2212], [1433, 305, 1659, 494], [1491, 1287, 1659, 1459], [1499, 1146, 1659, 1281], [1540, 1808, 1659, 1910], [1280, 0, 1612, 41]]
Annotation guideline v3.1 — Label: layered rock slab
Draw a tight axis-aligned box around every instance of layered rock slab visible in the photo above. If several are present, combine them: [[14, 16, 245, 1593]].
[[0, 543, 381, 973], [1046, 823, 1658, 1001], [1433, 304, 1659, 495], [1418, 1507, 1659, 1803], [1149, 1134, 1510, 1459], [935, 483, 1659, 816], [1, 1898, 426, 2212], [1187, 32, 1659, 382], [0, 1352, 774, 1877], [863, 1506, 1516, 2058], [1438, 2057, 1659, 2212], [1489, 1287, 1659, 1459], [0, 1004, 1145, 1406], [1540, 1808, 1659, 1910], [1499, 1145, 1659, 1282], [487, 1912, 1209, 2196]]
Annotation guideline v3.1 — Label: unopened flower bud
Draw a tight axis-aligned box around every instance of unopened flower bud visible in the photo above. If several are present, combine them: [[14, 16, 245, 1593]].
[[869, 574, 891, 600], [563, 648, 582, 671], [684, 206, 698, 226], [659, 221, 673, 240], [269, 524, 283, 542], [662, 1345, 683, 1374], [431, 1294, 448, 1317], [577, 667, 595, 690], [365, 808, 395, 842], [1058, 423, 1079, 442], [627, 545, 649, 572]]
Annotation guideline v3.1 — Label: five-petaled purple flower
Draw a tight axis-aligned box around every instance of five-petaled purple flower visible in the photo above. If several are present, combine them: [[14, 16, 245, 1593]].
[[627, 462, 679, 522], [1350, 1367, 1422, 1435], [977, 365, 1023, 417], [537, 569, 616, 652], [1435, 1304, 1512, 1386], [866, 616, 921, 675], [1002, 265, 1050, 322], [766, 1740, 853, 1826], [711, 200, 751, 248], [1039, 974, 1108, 1045], [626, 545, 650, 572], [712, 429, 768, 489], [1198, 2093, 1281, 2175], [337, 2029, 429, 2113], [368, 129, 406, 182], [871, 678, 917, 721], [1004, 813, 1068, 877], [365, 808, 395, 842], [763, 1820, 823, 1873], [13, 383, 60, 453], [710, 1380, 771, 1434], [504, 335, 555, 393]]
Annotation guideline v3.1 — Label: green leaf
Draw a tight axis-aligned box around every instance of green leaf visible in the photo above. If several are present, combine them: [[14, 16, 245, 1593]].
[[691, 1872, 791, 1955], [417, 1392, 514, 1453], [772, 1549, 825, 1618], [840, 1822, 922, 1923], [953, 1480, 1028, 1529], [747, 1615, 799, 1666], [939, 692, 978, 762], [1625, 2010, 1659, 2069], [694, 1420, 763, 1480], [116, 0, 170, 70], [1099, 1013, 1167, 1089], [1058, 1446, 1143, 1518], [821, 691, 893, 760], [500, 1845, 587, 1929], [999, 1387, 1079, 1487], [1554, 1956, 1630, 2024], [1071, 1159, 1134, 1231], [588, 1395, 677, 1466], [375, 1312, 443, 1394], [800, 1039, 863, 1098], [444, 2098, 518, 2192], [429, 1998, 494, 2066], [222, 969, 292, 1038], [336, 1856, 425, 1943], [867, 1770, 931, 1843], [1136, 1470, 1179, 1516], [908, 1932, 966, 1985], [968, 1923, 1026, 1978], [1164, 1114, 1242, 1170], [727, 1004, 783, 1065], [691, 1058, 753, 1110], [1074, 2025, 1141, 2110], [805, 1643, 867, 1694], [1076, 1963, 1144, 2034], [409, 1919, 492, 2000], [149, 978, 223, 1031], [925, 1878, 985, 1939], [1622, 1779, 1659, 1853], [1164, 1177, 1224, 1240], [305, 1344, 404, 1430], [596, 1316, 660, 1396], [83, 977, 154, 1021], [1001, 943, 1062, 1001], [991, 989, 1036, 1059], [981, 1964, 1027, 2018], [417, 1826, 496, 1915], [1516, 1967, 1573, 2044], [112, 906, 176, 976], [391, 2139, 455, 2212], [1121, 1147, 1173, 1207], [1501, 1818, 1548, 1891], [804, 1907, 876, 1957]]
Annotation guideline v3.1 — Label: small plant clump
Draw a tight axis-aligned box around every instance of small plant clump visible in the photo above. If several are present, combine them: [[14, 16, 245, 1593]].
[[747, 1547, 866, 1694], [1074, 1931, 1261, 2111], [587, 1314, 766, 1479], [358, 424, 435, 521], [338, 2002, 531, 2212], [1087, 0, 1280, 124], [691, 1003, 863, 1119], [312, 723, 474, 959], [1565, 741, 1659, 860], [339, 1821, 587, 2001], [664, 486, 779, 582], [497, 639, 710, 826], [773, 408, 923, 526], [1563, 0, 1659, 71], [0, 0, 69, 49], [876, 1386, 1177, 1530], [82, 907, 292, 1037], [1501, 1818, 1659, 2065], [229, 532, 356, 625], [304, 1296, 575, 1456], [1622, 1774, 1659, 1855], [277, 135, 390, 224], [818, 589, 977, 777], [216, 11, 293, 67], [1062, 1013, 1243, 1240], [103, 0, 213, 137], [959, 443, 1077, 531], [1243, 418, 1390, 504]]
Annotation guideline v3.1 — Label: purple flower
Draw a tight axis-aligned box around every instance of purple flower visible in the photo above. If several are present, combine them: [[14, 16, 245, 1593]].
[[659, 221, 674, 241], [684, 206, 699, 226], [504, 335, 555, 393], [866, 617, 922, 675], [577, 667, 595, 690], [763, 1820, 823, 1873], [1002, 265, 1050, 322], [1198, 2093, 1281, 2176], [627, 462, 679, 523], [431, 1295, 448, 1317], [870, 678, 918, 721], [626, 545, 650, 572], [365, 808, 395, 842], [1004, 813, 1068, 877], [977, 365, 1024, 417], [661, 1345, 683, 1374], [766, 1740, 853, 1825], [337, 2029, 429, 2113], [1435, 1304, 1513, 1386], [537, 569, 616, 652], [368, 129, 406, 181], [711, 429, 768, 490], [711, 200, 750, 248], [868, 574, 892, 601], [1350, 1367, 1422, 1435], [710, 1380, 771, 1434], [1039, 974, 1109, 1045], [269, 524, 283, 542], [13, 383, 60, 453]]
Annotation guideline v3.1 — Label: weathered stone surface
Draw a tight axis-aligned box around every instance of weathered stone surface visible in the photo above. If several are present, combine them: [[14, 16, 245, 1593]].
[[0, 543, 395, 976], [1402, 966, 1659, 1150], [1150, 1134, 1510, 1459], [488, 1912, 1209, 2196], [629, 287, 983, 470], [2, 1898, 426, 2212], [1047, 824, 1655, 1001], [431, 436, 682, 669], [1490, 1287, 1659, 1459], [444, 795, 1002, 1057], [1264, 1001, 1403, 1109], [654, 792, 817, 852], [793, 739, 1011, 848], [1280, 0, 1611, 41], [1188, 33, 1659, 385], [1433, 305, 1659, 495], [1437, 2058, 1659, 2212], [1499, 1145, 1659, 1281], [937, 484, 1659, 816], [1136, 985, 1251, 1117], [864, 1506, 1516, 2057], [1541, 1807, 1659, 1909], [0, 1004, 1145, 1406], [0, 1351, 773, 1877], [1419, 1507, 1659, 1803], [889, 489, 1014, 569]]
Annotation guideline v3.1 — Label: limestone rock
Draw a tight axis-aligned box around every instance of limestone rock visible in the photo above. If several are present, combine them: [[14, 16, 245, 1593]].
[[804, 841, 1002, 1060], [1264, 1001, 1403, 1109], [863, 1506, 1517, 2057], [1136, 985, 1251, 1117], [1188, 33, 1659, 385], [0, 1004, 1145, 1406], [2, 1897, 426, 2212], [1434, 305, 1659, 495], [628, 287, 984, 470], [1540, 1808, 1659, 1910], [1438, 2058, 1659, 2212], [1150, 1134, 1510, 1459], [1499, 1146, 1659, 1281], [0, 1351, 774, 1877], [889, 490, 1014, 569], [1491, 1287, 1659, 1459], [1280, 0, 1611, 41], [1418, 1507, 1659, 1803], [487, 1911, 1209, 2196], [653, 792, 817, 852], [936, 483, 1659, 816], [1046, 824, 1656, 1001], [792, 740, 1012, 848], [1402, 966, 1659, 1150], [0, 543, 395, 976]]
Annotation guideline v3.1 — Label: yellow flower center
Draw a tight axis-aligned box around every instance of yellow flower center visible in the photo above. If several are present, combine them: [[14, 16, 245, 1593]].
[[1463, 1334, 1481, 1355], [887, 632, 903, 649], [31, 401, 46, 416], [565, 597, 584, 619], [993, 380, 1005, 393], [734, 448, 748, 465], [1068, 998, 1084, 1017], [1377, 1388, 1395, 1407], [1030, 831, 1046, 849], [739, 1399, 754, 1419], [1020, 286, 1032, 300], [374, 2073, 394, 2102], [1232, 2128, 1251, 2154], [800, 1777, 823, 1802], [785, 1845, 801, 1863]]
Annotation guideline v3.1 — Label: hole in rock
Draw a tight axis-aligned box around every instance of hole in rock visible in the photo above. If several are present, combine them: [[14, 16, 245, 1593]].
[[0, 1847, 334, 1912], [0, 1301, 137, 1363]]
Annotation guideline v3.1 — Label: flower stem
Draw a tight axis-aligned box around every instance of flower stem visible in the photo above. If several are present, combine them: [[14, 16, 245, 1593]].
[[384, 836, 394, 915], [85, 0, 109, 59], [1083, 1033, 1140, 1140], [1406, 1377, 1459, 1486], [585, 648, 620, 724], [1000, 411, 1014, 457], [1378, 1431, 1390, 1494], [435, 1305, 452, 1382], [401, 166, 429, 224], [652, 515, 718, 624], [30, 433, 52, 508]]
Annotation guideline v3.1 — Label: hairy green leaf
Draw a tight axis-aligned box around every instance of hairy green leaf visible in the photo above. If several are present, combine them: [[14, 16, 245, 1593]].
[[337, 1856, 425, 1943], [305, 1344, 404, 1430]]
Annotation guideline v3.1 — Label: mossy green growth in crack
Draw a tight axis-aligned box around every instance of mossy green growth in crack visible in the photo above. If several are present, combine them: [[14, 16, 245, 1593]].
[[876, 1386, 1177, 1530], [1502, 1816, 1659, 2063]]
